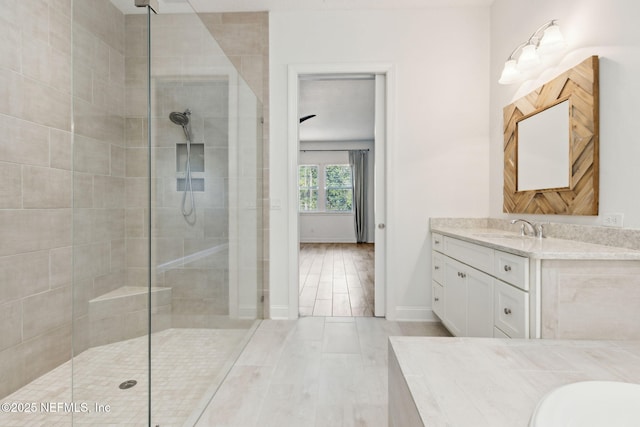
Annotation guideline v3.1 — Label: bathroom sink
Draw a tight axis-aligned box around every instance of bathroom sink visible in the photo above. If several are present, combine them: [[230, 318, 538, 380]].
[[529, 381, 640, 427]]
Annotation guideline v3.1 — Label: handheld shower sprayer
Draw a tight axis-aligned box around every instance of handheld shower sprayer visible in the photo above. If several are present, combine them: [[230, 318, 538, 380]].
[[169, 109, 195, 218]]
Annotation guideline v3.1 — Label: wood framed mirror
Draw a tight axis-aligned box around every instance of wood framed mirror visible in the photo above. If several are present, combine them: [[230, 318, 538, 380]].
[[503, 56, 599, 215]]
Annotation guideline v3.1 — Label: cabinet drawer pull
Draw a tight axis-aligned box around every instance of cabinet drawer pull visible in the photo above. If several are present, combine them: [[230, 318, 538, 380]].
[[434, 240, 440, 244], [504, 265, 512, 272], [434, 266, 440, 270], [504, 308, 512, 315], [434, 297, 439, 302], [459, 272, 466, 278]]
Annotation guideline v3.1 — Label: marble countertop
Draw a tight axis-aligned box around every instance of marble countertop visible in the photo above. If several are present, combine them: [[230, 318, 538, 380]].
[[389, 336, 640, 427], [430, 226, 640, 260]]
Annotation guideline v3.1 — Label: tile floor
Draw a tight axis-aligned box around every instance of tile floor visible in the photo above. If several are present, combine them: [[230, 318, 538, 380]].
[[0, 327, 256, 427], [194, 317, 451, 427], [299, 243, 375, 317]]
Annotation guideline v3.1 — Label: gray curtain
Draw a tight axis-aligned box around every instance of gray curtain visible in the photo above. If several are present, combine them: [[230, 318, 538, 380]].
[[349, 150, 368, 243]]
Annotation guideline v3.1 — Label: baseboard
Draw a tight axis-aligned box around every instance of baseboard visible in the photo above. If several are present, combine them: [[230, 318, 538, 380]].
[[393, 306, 439, 322], [269, 305, 291, 319], [238, 305, 257, 319], [299, 237, 357, 243]]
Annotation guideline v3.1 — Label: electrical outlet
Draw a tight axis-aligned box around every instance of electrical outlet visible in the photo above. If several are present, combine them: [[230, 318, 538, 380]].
[[602, 213, 624, 228]]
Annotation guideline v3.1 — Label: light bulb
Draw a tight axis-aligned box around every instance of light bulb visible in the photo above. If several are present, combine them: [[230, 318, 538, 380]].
[[517, 44, 540, 70], [499, 59, 520, 85], [538, 23, 567, 55]]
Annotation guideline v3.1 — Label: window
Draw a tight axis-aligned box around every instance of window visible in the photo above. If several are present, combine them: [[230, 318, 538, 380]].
[[325, 164, 353, 211], [298, 165, 318, 211], [298, 163, 353, 212]]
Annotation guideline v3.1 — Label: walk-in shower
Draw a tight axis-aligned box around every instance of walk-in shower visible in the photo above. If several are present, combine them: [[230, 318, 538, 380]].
[[0, 0, 265, 425]]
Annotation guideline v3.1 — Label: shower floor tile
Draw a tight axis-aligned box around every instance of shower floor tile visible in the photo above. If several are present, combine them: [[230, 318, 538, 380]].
[[0, 327, 254, 427]]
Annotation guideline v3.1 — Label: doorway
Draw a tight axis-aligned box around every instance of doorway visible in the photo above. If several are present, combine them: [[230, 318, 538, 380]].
[[288, 65, 391, 318]]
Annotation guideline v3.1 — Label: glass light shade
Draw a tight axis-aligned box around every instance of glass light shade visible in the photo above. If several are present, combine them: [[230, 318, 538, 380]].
[[517, 44, 540, 70], [538, 24, 567, 54], [499, 59, 520, 85]]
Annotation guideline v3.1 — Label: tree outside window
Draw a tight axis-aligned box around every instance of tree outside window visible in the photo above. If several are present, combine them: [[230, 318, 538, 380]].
[[325, 164, 353, 211], [298, 163, 353, 212], [299, 165, 318, 211]]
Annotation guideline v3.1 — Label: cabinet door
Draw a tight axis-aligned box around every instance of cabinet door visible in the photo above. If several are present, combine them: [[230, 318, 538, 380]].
[[432, 280, 444, 319], [432, 252, 444, 284], [443, 257, 467, 336], [494, 279, 529, 338], [466, 268, 494, 337]]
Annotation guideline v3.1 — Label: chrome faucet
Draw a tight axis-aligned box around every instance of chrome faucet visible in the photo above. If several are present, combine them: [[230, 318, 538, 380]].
[[510, 219, 544, 238]]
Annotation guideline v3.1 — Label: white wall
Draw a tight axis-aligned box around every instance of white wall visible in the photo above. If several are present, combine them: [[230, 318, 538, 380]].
[[490, 0, 640, 227], [270, 7, 491, 319]]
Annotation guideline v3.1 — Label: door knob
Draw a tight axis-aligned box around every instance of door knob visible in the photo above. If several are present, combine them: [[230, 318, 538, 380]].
[[378, 223, 385, 229]]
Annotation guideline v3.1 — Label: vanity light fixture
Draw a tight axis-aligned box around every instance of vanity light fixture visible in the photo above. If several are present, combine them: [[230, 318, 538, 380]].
[[498, 20, 567, 85]]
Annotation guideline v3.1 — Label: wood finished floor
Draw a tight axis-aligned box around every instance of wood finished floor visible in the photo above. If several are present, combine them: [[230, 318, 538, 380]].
[[299, 243, 375, 317]]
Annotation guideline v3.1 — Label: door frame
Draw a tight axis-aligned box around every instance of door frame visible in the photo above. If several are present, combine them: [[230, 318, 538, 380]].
[[287, 63, 395, 318]]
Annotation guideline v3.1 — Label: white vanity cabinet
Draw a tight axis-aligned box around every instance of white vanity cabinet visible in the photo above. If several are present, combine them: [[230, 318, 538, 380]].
[[431, 221, 640, 340], [431, 233, 529, 338]]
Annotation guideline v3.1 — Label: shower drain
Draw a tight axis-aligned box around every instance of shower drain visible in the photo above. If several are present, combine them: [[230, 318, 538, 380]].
[[119, 380, 137, 390]]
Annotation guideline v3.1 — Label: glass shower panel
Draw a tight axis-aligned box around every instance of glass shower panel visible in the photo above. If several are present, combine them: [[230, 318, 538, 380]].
[[147, 5, 263, 427], [71, 0, 150, 425]]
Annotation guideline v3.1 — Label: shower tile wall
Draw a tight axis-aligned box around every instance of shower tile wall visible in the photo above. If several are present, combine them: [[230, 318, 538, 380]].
[[125, 14, 234, 328], [0, 0, 73, 398], [72, 0, 130, 352], [0, 1, 268, 400]]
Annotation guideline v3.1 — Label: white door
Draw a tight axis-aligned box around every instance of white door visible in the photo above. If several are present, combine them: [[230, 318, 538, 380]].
[[374, 74, 386, 317]]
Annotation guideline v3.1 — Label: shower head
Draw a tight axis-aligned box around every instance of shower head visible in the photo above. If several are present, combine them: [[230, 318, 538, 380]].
[[169, 109, 192, 141], [169, 109, 191, 126]]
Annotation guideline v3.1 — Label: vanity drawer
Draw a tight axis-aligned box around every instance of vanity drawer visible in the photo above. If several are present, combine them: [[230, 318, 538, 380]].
[[443, 236, 494, 273], [432, 233, 444, 252], [432, 280, 444, 319], [494, 250, 529, 291], [494, 279, 529, 339], [432, 252, 444, 284]]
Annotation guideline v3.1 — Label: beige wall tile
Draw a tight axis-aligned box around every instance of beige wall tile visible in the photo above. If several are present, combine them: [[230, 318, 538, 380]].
[[50, 129, 72, 170], [126, 177, 149, 207], [21, 76, 72, 131], [111, 239, 126, 273], [22, 324, 71, 382], [126, 147, 148, 177], [94, 176, 125, 208], [73, 242, 110, 281], [0, 10, 21, 73], [0, 114, 50, 167], [73, 173, 94, 208], [0, 251, 49, 304], [19, 0, 50, 46], [0, 345, 26, 398], [22, 165, 72, 208], [0, 162, 22, 209], [50, 246, 72, 289], [126, 208, 146, 238], [0, 209, 71, 257], [126, 238, 148, 269], [0, 301, 22, 351], [22, 286, 72, 341], [93, 271, 127, 300], [50, 5, 72, 56], [73, 134, 110, 175]]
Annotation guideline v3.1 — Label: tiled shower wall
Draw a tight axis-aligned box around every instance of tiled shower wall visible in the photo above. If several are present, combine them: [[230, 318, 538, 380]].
[[0, 1, 269, 399], [0, 0, 74, 398], [72, 0, 128, 353]]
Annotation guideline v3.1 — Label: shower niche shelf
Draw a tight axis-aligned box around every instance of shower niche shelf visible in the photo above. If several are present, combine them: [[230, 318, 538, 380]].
[[176, 143, 205, 191]]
